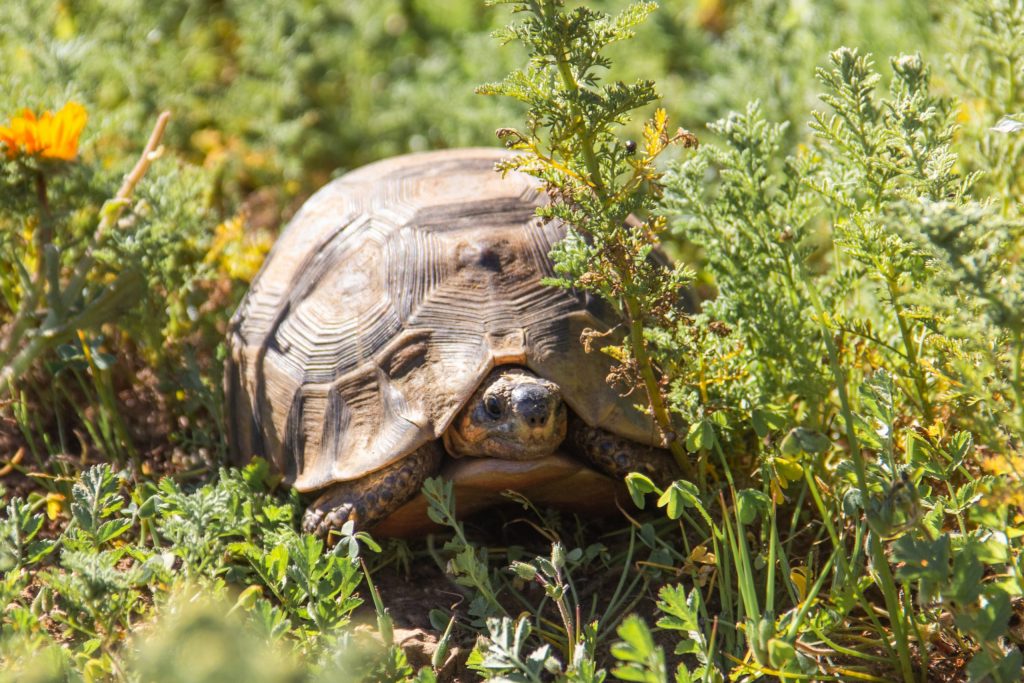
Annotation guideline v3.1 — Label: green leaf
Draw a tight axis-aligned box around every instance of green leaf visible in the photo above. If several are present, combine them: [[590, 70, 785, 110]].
[[611, 615, 666, 683], [859, 370, 896, 426], [423, 477, 455, 527], [735, 489, 771, 526], [657, 480, 711, 525], [251, 599, 292, 643], [768, 638, 796, 669], [779, 428, 831, 455], [956, 587, 1014, 643], [626, 472, 658, 509], [95, 519, 132, 545], [842, 489, 863, 517], [241, 456, 272, 491], [906, 431, 944, 479], [429, 609, 451, 633], [685, 420, 716, 453], [1, 499, 57, 568], [947, 546, 985, 605], [746, 617, 773, 666], [751, 408, 787, 438], [891, 534, 950, 601], [656, 584, 710, 669], [946, 431, 973, 473], [136, 495, 160, 519], [23, 539, 57, 565], [232, 584, 263, 612], [265, 543, 289, 585]]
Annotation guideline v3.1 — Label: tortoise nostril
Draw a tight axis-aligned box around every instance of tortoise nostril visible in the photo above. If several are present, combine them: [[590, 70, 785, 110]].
[[524, 407, 547, 427], [512, 384, 556, 429], [518, 399, 549, 427]]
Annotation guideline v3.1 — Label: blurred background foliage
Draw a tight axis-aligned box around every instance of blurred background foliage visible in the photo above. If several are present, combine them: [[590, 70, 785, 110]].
[[0, 0, 946, 212]]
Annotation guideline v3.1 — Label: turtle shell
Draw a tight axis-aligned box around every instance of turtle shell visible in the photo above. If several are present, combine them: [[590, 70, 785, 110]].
[[226, 148, 660, 493]]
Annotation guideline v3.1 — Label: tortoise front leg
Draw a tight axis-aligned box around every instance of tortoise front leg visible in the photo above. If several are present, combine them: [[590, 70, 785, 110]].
[[567, 414, 680, 488], [302, 441, 443, 538]]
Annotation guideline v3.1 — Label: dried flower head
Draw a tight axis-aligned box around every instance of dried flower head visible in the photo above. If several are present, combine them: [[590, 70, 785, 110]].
[[0, 101, 88, 161]]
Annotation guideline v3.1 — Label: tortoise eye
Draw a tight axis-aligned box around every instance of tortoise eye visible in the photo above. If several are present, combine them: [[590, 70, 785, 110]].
[[483, 395, 503, 419]]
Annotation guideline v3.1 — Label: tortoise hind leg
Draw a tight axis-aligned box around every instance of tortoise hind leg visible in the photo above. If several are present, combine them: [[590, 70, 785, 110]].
[[302, 441, 443, 537], [567, 414, 680, 488]]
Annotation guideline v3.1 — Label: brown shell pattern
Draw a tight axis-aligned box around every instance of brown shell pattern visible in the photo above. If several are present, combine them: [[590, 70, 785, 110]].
[[226, 148, 660, 492]]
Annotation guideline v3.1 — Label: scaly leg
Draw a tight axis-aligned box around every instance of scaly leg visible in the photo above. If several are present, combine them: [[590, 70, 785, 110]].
[[302, 441, 443, 537], [567, 414, 680, 487]]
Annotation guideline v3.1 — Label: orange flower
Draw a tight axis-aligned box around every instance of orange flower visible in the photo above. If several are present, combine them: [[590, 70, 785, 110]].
[[0, 101, 87, 161]]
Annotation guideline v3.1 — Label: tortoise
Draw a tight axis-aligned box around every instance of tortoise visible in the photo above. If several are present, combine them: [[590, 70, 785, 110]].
[[225, 148, 678, 538]]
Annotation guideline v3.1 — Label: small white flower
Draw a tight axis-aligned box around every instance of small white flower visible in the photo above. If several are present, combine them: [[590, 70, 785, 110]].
[[990, 116, 1024, 133]]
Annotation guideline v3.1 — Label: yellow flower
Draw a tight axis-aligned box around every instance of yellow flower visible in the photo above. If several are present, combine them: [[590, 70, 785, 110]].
[[206, 214, 273, 282], [0, 101, 87, 161]]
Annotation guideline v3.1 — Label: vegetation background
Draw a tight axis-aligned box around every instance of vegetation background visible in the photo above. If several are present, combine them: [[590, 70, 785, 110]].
[[0, 1, 1022, 682]]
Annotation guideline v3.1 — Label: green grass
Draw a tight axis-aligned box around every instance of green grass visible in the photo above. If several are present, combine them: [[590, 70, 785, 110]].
[[2, 1, 1024, 681]]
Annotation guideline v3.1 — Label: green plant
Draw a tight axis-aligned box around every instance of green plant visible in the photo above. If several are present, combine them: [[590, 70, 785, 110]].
[[665, 33, 1024, 683], [0, 498, 57, 570], [423, 476, 508, 624], [947, 0, 1024, 213], [0, 460, 394, 678], [479, 0, 702, 476], [0, 101, 230, 482], [2, 112, 182, 389]]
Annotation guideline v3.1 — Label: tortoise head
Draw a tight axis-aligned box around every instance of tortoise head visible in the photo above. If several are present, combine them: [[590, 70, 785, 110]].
[[444, 367, 567, 459]]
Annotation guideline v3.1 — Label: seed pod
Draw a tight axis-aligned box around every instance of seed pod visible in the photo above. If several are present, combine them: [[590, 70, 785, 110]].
[[551, 542, 567, 571], [511, 561, 538, 581], [432, 615, 456, 670]]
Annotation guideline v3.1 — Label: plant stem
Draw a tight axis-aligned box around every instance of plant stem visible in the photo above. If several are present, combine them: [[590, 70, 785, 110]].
[[866, 535, 916, 683], [802, 470, 895, 658], [624, 295, 692, 476], [33, 171, 51, 286], [802, 278, 868, 493], [1012, 331, 1024, 436], [0, 172, 51, 366], [546, 8, 690, 477], [803, 274, 917, 682], [63, 111, 170, 310], [552, 581, 576, 662], [885, 277, 932, 423], [765, 500, 778, 616], [548, 3, 604, 196]]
